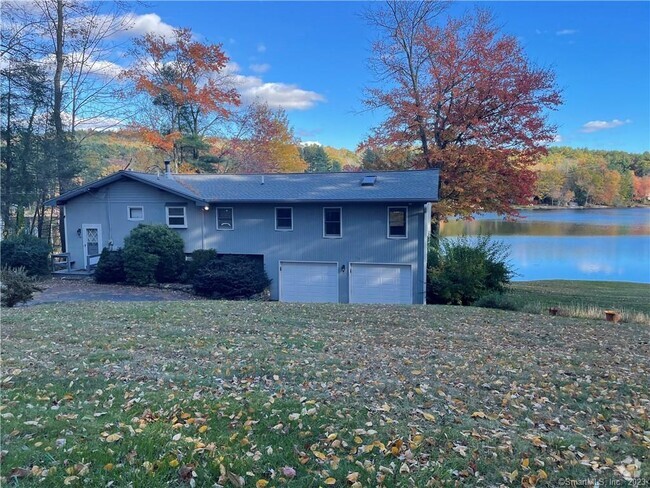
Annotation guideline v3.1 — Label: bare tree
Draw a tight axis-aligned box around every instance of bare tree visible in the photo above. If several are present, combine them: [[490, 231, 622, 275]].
[[364, 1, 448, 168]]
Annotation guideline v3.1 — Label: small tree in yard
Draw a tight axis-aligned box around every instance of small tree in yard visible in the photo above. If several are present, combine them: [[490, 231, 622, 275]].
[[1, 267, 43, 307], [427, 235, 513, 305], [123, 224, 185, 286]]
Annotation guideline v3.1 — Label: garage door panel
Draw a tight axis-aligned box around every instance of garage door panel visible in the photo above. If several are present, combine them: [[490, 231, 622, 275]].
[[280, 262, 339, 303], [350, 264, 412, 304]]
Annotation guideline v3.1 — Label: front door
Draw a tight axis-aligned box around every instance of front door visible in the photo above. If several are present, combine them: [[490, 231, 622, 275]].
[[82, 224, 102, 269]]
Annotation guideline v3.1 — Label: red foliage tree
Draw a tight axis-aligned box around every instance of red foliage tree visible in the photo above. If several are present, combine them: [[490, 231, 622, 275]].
[[363, 5, 562, 218], [123, 28, 240, 169]]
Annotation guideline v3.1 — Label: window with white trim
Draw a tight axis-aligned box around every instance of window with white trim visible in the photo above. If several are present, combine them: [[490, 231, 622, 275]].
[[388, 207, 407, 238], [216, 207, 234, 230], [166, 206, 187, 228], [323, 207, 342, 238], [127, 206, 144, 221], [275, 207, 293, 231]]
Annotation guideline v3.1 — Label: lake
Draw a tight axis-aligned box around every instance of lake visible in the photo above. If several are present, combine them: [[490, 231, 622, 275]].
[[440, 208, 650, 283]]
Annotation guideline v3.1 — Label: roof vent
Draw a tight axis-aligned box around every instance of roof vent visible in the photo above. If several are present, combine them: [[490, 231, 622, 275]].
[[361, 175, 377, 186]]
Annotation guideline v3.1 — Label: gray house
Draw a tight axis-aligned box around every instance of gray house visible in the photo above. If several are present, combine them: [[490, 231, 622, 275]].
[[47, 168, 439, 304]]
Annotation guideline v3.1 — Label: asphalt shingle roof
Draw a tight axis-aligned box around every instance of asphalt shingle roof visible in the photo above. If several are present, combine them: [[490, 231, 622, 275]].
[[47, 169, 439, 205]]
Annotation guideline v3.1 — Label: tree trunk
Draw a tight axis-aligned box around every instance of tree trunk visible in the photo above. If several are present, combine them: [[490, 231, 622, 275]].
[[3, 72, 12, 235], [53, 0, 67, 251]]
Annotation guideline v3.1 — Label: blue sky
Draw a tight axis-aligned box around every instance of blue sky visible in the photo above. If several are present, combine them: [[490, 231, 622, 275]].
[[125, 1, 650, 153]]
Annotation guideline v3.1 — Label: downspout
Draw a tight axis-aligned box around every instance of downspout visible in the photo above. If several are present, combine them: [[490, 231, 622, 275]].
[[106, 187, 113, 249], [63, 204, 69, 258], [422, 202, 432, 304], [201, 206, 205, 250]]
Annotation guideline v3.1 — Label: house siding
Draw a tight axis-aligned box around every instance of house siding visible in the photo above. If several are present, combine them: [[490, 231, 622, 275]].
[[64, 179, 430, 304]]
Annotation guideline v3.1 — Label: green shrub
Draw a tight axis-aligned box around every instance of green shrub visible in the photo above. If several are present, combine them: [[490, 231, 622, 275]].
[[474, 292, 521, 311], [185, 249, 218, 281], [192, 255, 270, 299], [0, 234, 52, 276], [94, 248, 126, 283], [427, 235, 513, 305], [123, 246, 159, 286], [122, 224, 185, 285], [1, 267, 43, 307]]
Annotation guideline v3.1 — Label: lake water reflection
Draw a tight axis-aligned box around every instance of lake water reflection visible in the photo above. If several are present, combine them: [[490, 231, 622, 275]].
[[440, 208, 650, 283]]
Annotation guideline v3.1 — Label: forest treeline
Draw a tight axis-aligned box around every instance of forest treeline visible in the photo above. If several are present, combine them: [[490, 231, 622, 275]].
[[80, 131, 650, 209], [534, 147, 649, 206]]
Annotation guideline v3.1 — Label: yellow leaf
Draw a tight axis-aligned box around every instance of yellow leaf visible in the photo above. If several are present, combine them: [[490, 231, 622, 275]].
[[346, 472, 359, 482], [471, 411, 487, 419], [422, 412, 436, 422], [508, 469, 518, 482], [169, 459, 179, 468], [256, 480, 269, 488], [521, 458, 530, 469], [537, 469, 548, 480], [313, 450, 327, 460], [103, 463, 114, 471], [198, 425, 208, 433], [105, 433, 122, 443], [324, 477, 336, 485], [63, 476, 79, 485], [327, 433, 337, 441], [354, 436, 363, 444]]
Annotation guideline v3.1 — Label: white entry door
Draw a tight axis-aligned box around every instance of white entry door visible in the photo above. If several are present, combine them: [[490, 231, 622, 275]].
[[279, 261, 339, 303], [349, 263, 413, 304], [82, 224, 102, 268]]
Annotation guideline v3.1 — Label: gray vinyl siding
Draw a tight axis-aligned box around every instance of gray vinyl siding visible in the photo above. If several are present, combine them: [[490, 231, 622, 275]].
[[64, 179, 430, 304]]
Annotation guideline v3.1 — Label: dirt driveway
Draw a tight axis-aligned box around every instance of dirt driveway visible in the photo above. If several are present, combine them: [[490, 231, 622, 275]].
[[26, 278, 203, 306]]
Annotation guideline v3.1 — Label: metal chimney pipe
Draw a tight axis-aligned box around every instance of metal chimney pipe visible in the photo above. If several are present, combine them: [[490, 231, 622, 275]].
[[164, 160, 172, 179]]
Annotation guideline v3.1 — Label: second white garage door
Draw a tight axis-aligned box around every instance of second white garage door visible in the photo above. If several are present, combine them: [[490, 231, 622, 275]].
[[279, 261, 339, 303], [349, 263, 412, 304]]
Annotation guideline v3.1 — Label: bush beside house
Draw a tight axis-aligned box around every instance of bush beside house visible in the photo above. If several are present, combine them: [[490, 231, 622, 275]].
[[427, 236, 513, 306], [94, 249, 126, 284], [122, 224, 185, 286], [192, 255, 270, 299]]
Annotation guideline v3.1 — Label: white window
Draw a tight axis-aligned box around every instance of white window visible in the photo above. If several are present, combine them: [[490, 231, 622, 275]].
[[387, 207, 408, 238], [216, 207, 234, 230], [166, 206, 187, 228], [275, 207, 293, 231], [127, 206, 144, 221], [323, 207, 342, 238]]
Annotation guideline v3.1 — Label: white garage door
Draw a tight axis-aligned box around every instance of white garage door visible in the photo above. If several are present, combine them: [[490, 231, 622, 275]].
[[279, 261, 339, 303], [349, 263, 412, 304]]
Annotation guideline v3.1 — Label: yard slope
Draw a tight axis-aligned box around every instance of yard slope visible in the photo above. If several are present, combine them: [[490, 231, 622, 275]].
[[2, 301, 648, 486]]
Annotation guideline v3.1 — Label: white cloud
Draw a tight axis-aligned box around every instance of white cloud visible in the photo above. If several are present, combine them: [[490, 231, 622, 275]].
[[249, 63, 270, 74], [257, 43, 267, 53], [581, 119, 632, 133], [226, 63, 324, 111], [122, 13, 176, 39], [300, 141, 322, 147], [556, 29, 577, 36], [552, 134, 563, 143]]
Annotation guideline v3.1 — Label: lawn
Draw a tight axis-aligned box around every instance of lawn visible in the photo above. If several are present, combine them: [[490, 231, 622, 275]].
[[1, 301, 648, 486], [508, 281, 650, 324]]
